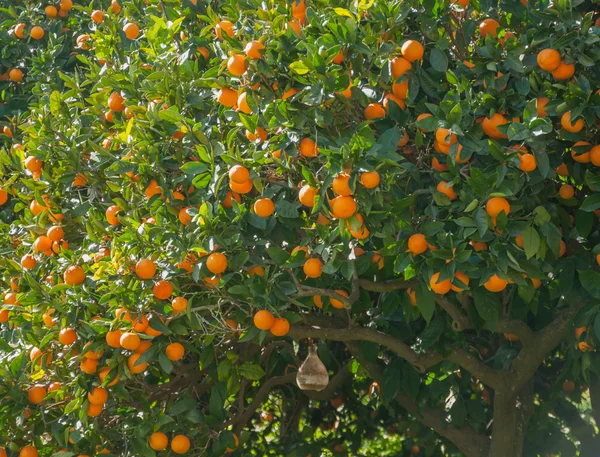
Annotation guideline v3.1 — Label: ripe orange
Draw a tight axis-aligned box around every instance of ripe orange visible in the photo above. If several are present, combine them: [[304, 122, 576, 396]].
[[364, 103, 386, 120], [401, 40, 424, 62], [91, 10, 104, 23], [360, 171, 380, 189], [486, 197, 510, 218], [105, 205, 121, 225], [332, 49, 344, 64], [436, 181, 457, 200], [206, 252, 228, 274], [484, 274, 507, 292], [80, 358, 98, 374], [299, 138, 319, 157], [330, 195, 357, 219], [88, 403, 103, 417], [171, 435, 191, 454], [561, 111, 584, 133], [123, 23, 140, 39], [571, 141, 591, 163], [248, 265, 265, 277], [9, 68, 23, 82], [14, 23, 25, 39], [229, 165, 250, 183], [30, 26, 45, 40], [171, 296, 188, 313], [222, 191, 241, 208], [270, 318, 290, 336], [21, 254, 36, 270], [302, 258, 323, 280], [135, 259, 156, 279], [47, 226, 64, 242], [254, 198, 275, 217], [537, 49, 561, 71], [108, 92, 125, 112], [105, 330, 122, 348], [64, 265, 85, 285], [332, 173, 352, 196], [482, 113, 509, 139], [229, 179, 253, 194], [299, 185, 318, 207], [145, 179, 163, 199], [19, 446, 38, 457], [451, 272, 470, 292], [215, 20, 234, 40], [536, 97, 549, 117], [0, 189, 7, 206], [408, 234, 428, 255], [197, 46, 210, 60], [33, 236, 52, 253], [227, 55, 247, 76], [479, 18, 500, 38], [218, 88, 237, 107], [136, 340, 152, 354], [245, 127, 268, 143], [552, 62, 575, 80], [287, 20, 302, 35], [153, 280, 173, 300], [432, 157, 448, 172], [559, 184, 574, 199], [330, 290, 349, 309], [25, 156, 43, 172], [515, 234, 524, 248], [575, 327, 586, 339], [58, 328, 77, 345], [346, 213, 370, 239], [28, 385, 47, 404], [128, 353, 148, 374], [120, 332, 141, 351], [61, 0, 73, 10], [429, 273, 451, 294], [254, 310, 275, 330], [392, 80, 409, 99], [88, 387, 108, 405], [390, 57, 412, 79], [519, 153, 536, 172], [244, 40, 265, 59], [150, 432, 169, 451], [166, 342, 185, 361], [178, 207, 192, 226]]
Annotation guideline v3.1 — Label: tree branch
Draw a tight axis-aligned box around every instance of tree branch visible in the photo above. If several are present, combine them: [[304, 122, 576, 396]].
[[291, 272, 353, 306], [357, 277, 418, 292], [303, 362, 352, 401]]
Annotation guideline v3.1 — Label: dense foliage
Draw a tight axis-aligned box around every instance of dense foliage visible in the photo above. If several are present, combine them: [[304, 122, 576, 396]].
[[2, 0, 600, 456]]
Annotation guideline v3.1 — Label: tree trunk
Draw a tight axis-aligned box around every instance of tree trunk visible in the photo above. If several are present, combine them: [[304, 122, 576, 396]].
[[490, 390, 519, 457]]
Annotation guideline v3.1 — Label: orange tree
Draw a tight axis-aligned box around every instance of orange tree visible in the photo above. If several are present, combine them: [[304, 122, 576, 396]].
[[1, 0, 600, 456]]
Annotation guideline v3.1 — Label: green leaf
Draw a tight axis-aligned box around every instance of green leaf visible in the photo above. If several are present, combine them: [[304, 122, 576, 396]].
[[209, 382, 227, 419], [579, 270, 600, 299], [418, 317, 444, 350], [474, 208, 488, 237], [401, 364, 420, 398], [472, 288, 500, 331], [430, 49, 448, 72], [580, 194, 600, 212], [451, 398, 467, 428], [266, 246, 290, 265], [158, 352, 173, 374], [381, 358, 403, 400], [594, 313, 600, 341], [181, 162, 208, 176], [50, 91, 61, 116], [507, 123, 530, 141], [290, 60, 310, 75], [416, 284, 435, 323], [522, 226, 540, 259], [238, 363, 265, 380]]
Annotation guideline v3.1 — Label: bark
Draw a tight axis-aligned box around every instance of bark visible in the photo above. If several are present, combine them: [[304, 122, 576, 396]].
[[490, 390, 519, 457]]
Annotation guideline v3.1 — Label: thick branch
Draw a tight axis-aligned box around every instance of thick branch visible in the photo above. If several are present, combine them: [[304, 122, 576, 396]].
[[291, 273, 354, 306], [357, 277, 418, 292]]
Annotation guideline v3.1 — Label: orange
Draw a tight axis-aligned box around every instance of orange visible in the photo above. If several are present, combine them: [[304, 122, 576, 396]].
[[128, 353, 148, 374], [120, 332, 141, 351], [299, 138, 319, 157], [482, 113, 509, 139], [21, 254, 36, 270], [9, 68, 23, 82], [245, 127, 268, 142], [590, 146, 600, 166], [91, 10, 104, 23], [178, 207, 192, 226], [346, 214, 370, 239], [0, 189, 7, 206], [383, 93, 406, 110], [14, 23, 26, 39], [218, 88, 237, 107], [136, 340, 152, 354], [479, 18, 499, 38], [145, 179, 163, 199], [25, 156, 43, 173], [244, 40, 265, 59], [299, 185, 318, 207], [401, 40, 424, 62], [229, 179, 253, 194], [451, 272, 470, 292], [429, 273, 451, 294], [47, 226, 64, 242], [248, 265, 265, 277], [282, 88, 300, 100], [108, 92, 125, 112], [197, 46, 209, 60], [206, 252, 228, 274], [19, 446, 38, 457], [536, 97, 549, 117], [88, 387, 108, 405], [270, 318, 290, 336], [330, 290, 349, 309], [332, 49, 344, 64], [537, 49, 561, 71], [150, 432, 169, 451], [303, 258, 323, 278], [83, 343, 103, 359], [313, 296, 323, 308], [330, 195, 357, 219], [561, 111, 584, 133], [105, 330, 122, 348], [227, 55, 247, 76], [222, 191, 241, 208], [28, 385, 47, 404], [407, 234, 428, 255], [391, 57, 412, 79], [575, 327, 586, 339], [171, 296, 188, 313], [486, 197, 510, 219], [135, 259, 156, 279], [80, 358, 98, 374], [133, 315, 149, 332], [47, 382, 61, 393], [571, 141, 591, 163], [435, 128, 457, 146], [64, 265, 85, 285], [254, 310, 275, 330], [254, 198, 275, 217], [519, 153, 536, 172], [332, 173, 352, 196], [364, 103, 386, 120], [166, 342, 185, 361], [515, 234, 524, 248], [153, 280, 173, 300], [33, 236, 52, 252], [484, 274, 507, 292], [123, 23, 140, 39], [30, 26, 45, 40], [559, 184, 574, 199], [58, 328, 77, 345], [432, 157, 448, 172], [229, 165, 250, 184], [61, 0, 73, 10], [360, 171, 380, 189], [105, 205, 121, 225], [392, 80, 409, 99], [436, 181, 457, 200], [88, 403, 103, 417], [215, 20, 234, 39], [552, 62, 575, 80], [171, 435, 191, 454], [287, 20, 302, 35]]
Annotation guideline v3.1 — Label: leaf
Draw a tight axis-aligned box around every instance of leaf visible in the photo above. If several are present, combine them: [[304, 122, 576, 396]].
[[275, 200, 301, 218], [451, 398, 467, 427], [333, 7, 354, 18], [266, 246, 290, 265], [580, 194, 600, 212], [50, 91, 61, 116], [381, 358, 403, 400], [181, 162, 208, 176], [579, 270, 600, 299], [401, 364, 420, 399], [418, 317, 444, 350], [472, 288, 501, 331], [238, 363, 265, 380], [429, 49, 448, 72], [594, 313, 600, 341], [474, 208, 488, 237], [289, 61, 310, 75], [158, 352, 173, 374], [416, 284, 435, 323], [522, 226, 540, 259], [209, 382, 227, 419], [507, 123, 530, 141]]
